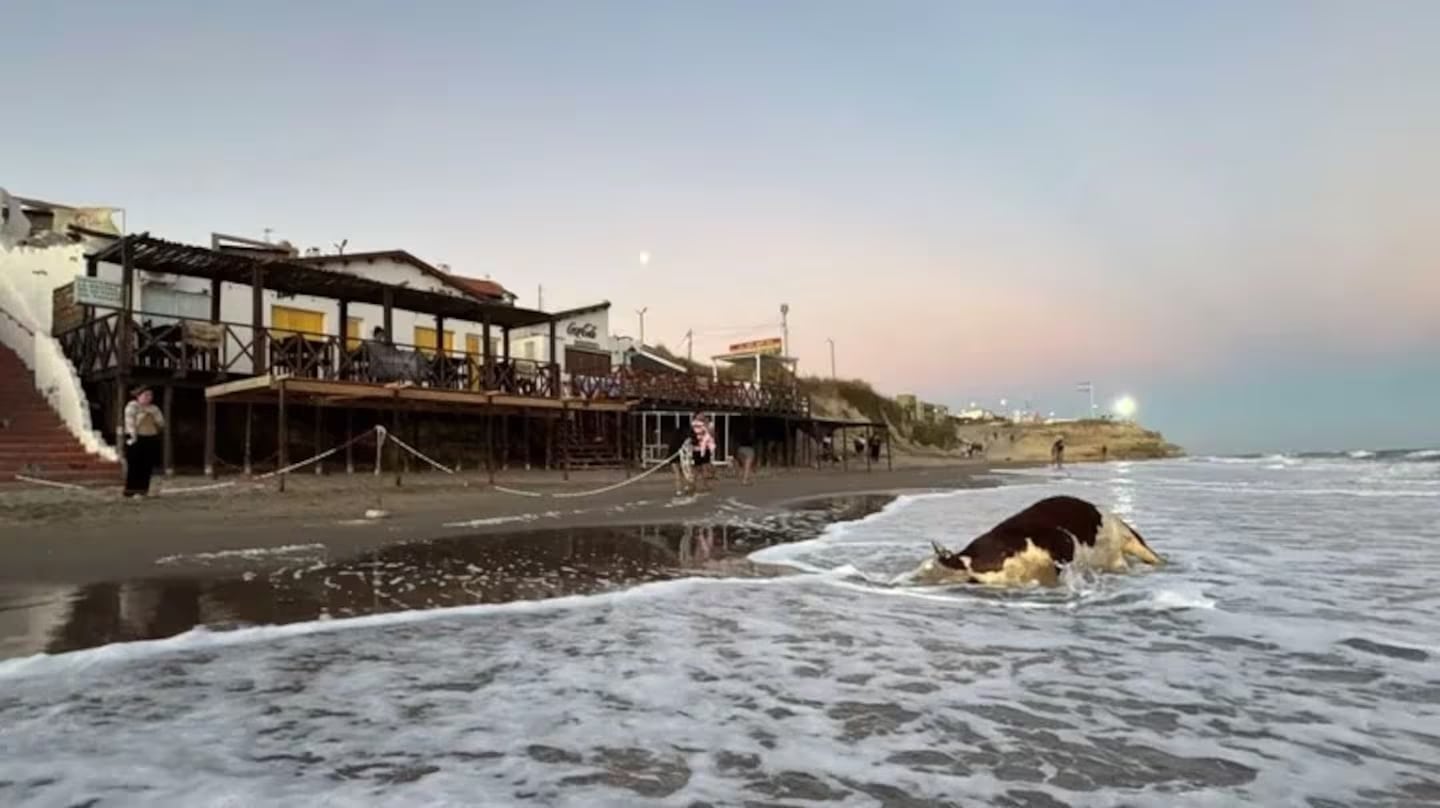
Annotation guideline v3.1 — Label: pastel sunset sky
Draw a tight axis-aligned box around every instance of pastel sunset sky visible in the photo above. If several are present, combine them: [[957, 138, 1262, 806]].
[[4, 1, 1437, 454]]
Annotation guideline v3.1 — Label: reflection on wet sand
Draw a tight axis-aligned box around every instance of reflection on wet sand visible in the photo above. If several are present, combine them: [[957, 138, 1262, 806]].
[[1, 495, 892, 659]]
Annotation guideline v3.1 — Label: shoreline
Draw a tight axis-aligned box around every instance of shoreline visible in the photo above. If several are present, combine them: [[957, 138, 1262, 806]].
[[0, 461, 1009, 585]]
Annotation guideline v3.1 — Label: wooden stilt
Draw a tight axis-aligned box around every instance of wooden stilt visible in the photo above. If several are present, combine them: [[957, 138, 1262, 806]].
[[486, 408, 496, 485], [243, 403, 254, 476], [393, 407, 402, 487], [865, 426, 873, 473], [545, 414, 554, 470], [561, 404, 570, 481], [523, 412, 532, 470], [162, 385, 175, 477], [204, 400, 216, 479], [842, 426, 848, 472], [277, 380, 289, 492], [345, 408, 355, 474], [314, 403, 324, 475], [502, 413, 509, 470], [885, 426, 893, 471]]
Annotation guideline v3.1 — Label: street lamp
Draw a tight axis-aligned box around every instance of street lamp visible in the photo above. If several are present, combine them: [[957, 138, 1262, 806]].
[[827, 337, 836, 378], [636, 307, 648, 344]]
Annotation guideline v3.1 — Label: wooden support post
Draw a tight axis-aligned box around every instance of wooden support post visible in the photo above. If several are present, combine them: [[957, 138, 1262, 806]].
[[545, 414, 554, 470], [503, 328, 511, 362], [251, 267, 267, 373], [210, 278, 222, 321], [118, 236, 134, 373], [784, 417, 792, 470], [314, 403, 324, 475], [486, 408, 495, 485], [162, 385, 175, 477], [561, 404, 570, 481], [523, 412, 532, 470], [886, 427, 893, 471], [112, 381, 127, 464], [392, 407, 402, 487], [243, 403, 253, 475], [482, 316, 493, 388], [548, 319, 560, 398], [501, 413, 510, 470], [382, 288, 394, 342], [204, 400, 216, 479], [865, 426, 873, 473], [842, 426, 848, 472], [616, 410, 625, 473], [337, 299, 349, 378], [277, 380, 288, 492], [345, 408, 355, 473]]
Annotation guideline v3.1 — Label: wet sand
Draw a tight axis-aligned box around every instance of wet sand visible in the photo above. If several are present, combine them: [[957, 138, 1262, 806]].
[[0, 462, 999, 584], [0, 495, 900, 659]]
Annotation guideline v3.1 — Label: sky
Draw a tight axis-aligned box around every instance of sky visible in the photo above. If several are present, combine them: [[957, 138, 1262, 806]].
[[3, 0, 1437, 454]]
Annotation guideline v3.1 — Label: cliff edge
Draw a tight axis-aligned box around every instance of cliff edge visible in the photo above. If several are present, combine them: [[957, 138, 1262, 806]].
[[800, 378, 1184, 463]]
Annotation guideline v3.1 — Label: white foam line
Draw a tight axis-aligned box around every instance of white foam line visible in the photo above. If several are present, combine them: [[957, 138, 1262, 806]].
[[441, 512, 560, 528], [153, 543, 327, 566], [0, 570, 837, 681]]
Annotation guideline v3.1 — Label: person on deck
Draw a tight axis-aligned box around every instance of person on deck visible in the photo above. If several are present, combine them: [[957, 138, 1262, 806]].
[[122, 385, 165, 498], [1052, 437, 1066, 469]]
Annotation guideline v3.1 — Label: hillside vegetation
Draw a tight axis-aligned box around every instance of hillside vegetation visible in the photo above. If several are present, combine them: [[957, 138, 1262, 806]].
[[798, 377, 1183, 463]]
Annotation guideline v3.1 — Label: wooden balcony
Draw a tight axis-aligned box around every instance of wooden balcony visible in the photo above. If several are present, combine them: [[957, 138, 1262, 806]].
[[57, 313, 808, 415]]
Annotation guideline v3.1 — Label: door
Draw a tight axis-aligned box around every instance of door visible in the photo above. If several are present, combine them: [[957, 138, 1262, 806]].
[[564, 347, 611, 376]]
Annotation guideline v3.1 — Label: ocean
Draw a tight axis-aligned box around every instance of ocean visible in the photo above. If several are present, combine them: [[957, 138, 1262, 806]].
[[2, 452, 1438, 807]]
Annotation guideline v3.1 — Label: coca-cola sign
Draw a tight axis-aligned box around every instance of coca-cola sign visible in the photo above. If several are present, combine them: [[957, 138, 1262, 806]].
[[566, 321, 598, 340]]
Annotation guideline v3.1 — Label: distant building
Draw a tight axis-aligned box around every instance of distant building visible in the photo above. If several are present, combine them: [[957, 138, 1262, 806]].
[[896, 394, 950, 424]]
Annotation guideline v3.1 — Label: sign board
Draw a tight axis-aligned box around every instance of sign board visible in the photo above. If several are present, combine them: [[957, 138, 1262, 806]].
[[52, 284, 82, 335], [73, 277, 125, 308], [726, 337, 783, 356]]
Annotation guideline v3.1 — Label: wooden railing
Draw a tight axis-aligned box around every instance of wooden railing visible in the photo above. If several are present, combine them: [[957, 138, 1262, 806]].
[[56, 313, 807, 414]]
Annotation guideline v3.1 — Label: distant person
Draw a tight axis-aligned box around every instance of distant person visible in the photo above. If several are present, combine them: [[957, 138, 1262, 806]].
[[123, 385, 165, 498], [1052, 437, 1066, 469], [666, 427, 694, 496], [734, 423, 757, 485], [1101, 444, 1109, 462], [691, 413, 716, 492]]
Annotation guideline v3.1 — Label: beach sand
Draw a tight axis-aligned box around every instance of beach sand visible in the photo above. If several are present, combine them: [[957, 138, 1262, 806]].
[[0, 461, 999, 584]]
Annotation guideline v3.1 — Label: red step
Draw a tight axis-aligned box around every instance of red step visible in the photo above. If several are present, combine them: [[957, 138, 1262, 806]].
[[0, 341, 120, 478]]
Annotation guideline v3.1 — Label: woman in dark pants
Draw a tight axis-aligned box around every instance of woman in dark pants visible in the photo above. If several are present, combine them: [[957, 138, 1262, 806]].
[[123, 385, 165, 497]]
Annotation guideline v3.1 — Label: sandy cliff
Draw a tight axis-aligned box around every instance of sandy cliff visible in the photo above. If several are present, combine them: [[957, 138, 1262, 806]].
[[802, 379, 1183, 463]]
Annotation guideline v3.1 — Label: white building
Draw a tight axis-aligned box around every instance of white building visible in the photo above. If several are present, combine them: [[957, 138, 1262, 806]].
[[511, 302, 626, 374]]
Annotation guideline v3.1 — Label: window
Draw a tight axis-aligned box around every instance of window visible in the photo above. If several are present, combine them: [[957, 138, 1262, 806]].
[[271, 305, 325, 338], [346, 317, 364, 349], [414, 326, 455, 355]]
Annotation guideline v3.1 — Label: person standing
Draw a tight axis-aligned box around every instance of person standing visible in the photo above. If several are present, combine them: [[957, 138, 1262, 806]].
[[691, 412, 716, 492], [1051, 437, 1066, 469], [123, 385, 165, 497]]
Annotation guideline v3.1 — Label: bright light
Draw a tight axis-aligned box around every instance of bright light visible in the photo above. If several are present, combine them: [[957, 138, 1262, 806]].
[[1113, 395, 1138, 419], [638, 251, 650, 265]]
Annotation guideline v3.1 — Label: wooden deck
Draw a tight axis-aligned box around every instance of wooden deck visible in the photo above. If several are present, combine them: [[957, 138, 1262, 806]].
[[205, 374, 633, 413]]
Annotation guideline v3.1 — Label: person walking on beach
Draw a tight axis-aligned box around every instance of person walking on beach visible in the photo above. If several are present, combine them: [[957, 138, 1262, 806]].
[[1052, 437, 1066, 469], [123, 385, 165, 497], [733, 422, 757, 486], [666, 426, 694, 496], [691, 413, 716, 492]]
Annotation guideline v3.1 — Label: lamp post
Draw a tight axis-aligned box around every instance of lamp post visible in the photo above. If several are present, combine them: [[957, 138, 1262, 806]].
[[827, 337, 836, 379], [636, 307, 648, 344], [780, 303, 789, 356]]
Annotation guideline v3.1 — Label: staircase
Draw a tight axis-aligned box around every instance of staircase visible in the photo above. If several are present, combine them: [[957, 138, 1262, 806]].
[[558, 415, 625, 470], [0, 343, 120, 485]]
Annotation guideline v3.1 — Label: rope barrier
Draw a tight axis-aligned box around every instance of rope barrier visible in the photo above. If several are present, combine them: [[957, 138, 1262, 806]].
[[491, 448, 685, 499], [12, 426, 685, 502]]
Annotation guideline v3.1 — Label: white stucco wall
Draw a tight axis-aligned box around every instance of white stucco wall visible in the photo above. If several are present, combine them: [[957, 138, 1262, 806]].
[[512, 307, 623, 371], [1, 240, 119, 461], [89, 256, 515, 374]]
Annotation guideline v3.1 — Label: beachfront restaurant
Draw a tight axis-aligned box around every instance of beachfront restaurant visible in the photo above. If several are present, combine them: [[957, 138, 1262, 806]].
[[52, 233, 835, 479]]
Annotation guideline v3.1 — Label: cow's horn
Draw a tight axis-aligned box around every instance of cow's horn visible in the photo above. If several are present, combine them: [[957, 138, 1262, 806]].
[[931, 540, 949, 557]]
